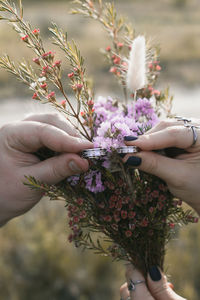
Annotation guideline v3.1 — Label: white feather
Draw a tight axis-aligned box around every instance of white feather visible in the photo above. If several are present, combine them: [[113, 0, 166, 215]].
[[126, 35, 146, 92]]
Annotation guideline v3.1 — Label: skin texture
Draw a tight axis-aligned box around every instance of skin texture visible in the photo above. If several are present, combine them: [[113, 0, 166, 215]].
[[0, 113, 93, 226], [124, 119, 200, 215], [120, 265, 186, 300]]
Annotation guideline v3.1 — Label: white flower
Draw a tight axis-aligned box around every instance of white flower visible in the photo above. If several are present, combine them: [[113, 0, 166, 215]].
[[30, 82, 37, 90], [38, 77, 46, 83], [126, 35, 146, 92]]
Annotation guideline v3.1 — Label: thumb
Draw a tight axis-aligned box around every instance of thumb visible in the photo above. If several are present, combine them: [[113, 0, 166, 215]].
[[125, 151, 186, 187], [23, 153, 89, 185], [147, 266, 186, 300]]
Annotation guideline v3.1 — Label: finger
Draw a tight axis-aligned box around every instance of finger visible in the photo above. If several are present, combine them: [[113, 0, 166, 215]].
[[124, 151, 187, 187], [125, 125, 198, 151], [23, 153, 89, 185], [23, 113, 81, 137], [148, 266, 186, 300], [3, 121, 92, 153], [120, 283, 130, 300], [146, 118, 200, 135], [145, 120, 179, 135], [125, 265, 154, 300]]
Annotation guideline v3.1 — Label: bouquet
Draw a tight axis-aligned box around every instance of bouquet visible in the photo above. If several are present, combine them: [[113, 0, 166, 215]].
[[0, 0, 198, 277]]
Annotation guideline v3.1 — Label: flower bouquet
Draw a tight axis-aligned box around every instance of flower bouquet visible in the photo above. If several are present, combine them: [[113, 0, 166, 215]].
[[0, 0, 198, 277]]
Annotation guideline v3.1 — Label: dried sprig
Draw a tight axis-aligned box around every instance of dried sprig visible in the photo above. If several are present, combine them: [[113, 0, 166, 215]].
[[0, 0, 94, 140], [72, 0, 173, 116], [126, 35, 146, 93]]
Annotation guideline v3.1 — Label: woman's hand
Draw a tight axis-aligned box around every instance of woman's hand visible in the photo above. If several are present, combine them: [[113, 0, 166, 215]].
[[120, 265, 186, 300], [124, 119, 200, 215], [0, 113, 93, 226]]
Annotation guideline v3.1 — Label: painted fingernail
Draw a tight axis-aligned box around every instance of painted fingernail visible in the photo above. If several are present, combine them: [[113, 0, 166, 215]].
[[119, 153, 126, 158], [125, 156, 141, 167], [124, 136, 138, 141], [69, 160, 82, 173], [149, 266, 162, 281]]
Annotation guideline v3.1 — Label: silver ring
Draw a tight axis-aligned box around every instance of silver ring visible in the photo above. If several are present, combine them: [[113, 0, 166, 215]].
[[184, 124, 200, 146], [82, 146, 139, 159], [175, 116, 192, 125], [128, 279, 145, 292]]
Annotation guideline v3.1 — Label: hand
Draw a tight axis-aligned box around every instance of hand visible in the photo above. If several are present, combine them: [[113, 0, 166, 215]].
[[124, 119, 200, 215], [0, 113, 93, 226], [120, 265, 186, 300]]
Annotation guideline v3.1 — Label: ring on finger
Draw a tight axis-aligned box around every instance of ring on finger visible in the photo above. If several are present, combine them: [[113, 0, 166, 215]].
[[184, 124, 200, 147], [128, 279, 145, 292], [175, 116, 192, 125]]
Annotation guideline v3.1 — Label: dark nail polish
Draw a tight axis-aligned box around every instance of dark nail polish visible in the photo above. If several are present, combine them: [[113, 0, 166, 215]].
[[149, 266, 162, 281], [119, 153, 126, 158], [126, 156, 141, 167], [124, 136, 138, 142]]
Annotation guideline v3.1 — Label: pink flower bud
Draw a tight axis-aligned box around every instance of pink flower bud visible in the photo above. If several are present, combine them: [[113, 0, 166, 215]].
[[21, 35, 29, 42], [53, 60, 61, 68], [47, 91, 56, 101], [42, 66, 51, 74], [128, 211, 136, 219], [153, 90, 161, 96], [148, 63, 153, 69], [76, 83, 83, 91], [117, 42, 124, 49], [113, 57, 121, 65], [40, 83, 47, 90], [169, 223, 175, 229], [32, 92, 39, 100], [125, 230, 132, 238], [68, 72, 74, 79], [32, 28, 40, 36], [33, 57, 40, 65], [106, 46, 111, 52], [109, 67, 117, 74], [156, 65, 161, 71]]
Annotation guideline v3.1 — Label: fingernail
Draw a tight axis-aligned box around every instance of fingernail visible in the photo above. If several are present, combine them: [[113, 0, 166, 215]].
[[119, 153, 126, 158], [69, 160, 82, 173], [124, 136, 138, 141], [125, 156, 141, 167], [149, 266, 162, 281]]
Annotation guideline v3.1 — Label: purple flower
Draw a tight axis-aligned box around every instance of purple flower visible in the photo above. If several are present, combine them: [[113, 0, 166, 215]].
[[84, 170, 105, 193]]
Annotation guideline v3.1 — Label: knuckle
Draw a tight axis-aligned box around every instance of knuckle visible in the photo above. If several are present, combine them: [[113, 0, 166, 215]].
[[158, 120, 172, 129], [51, 163, 66, 180], [142, 153, 158, 173], [167, 126, 180, 140], [50, 112, 62, 121]]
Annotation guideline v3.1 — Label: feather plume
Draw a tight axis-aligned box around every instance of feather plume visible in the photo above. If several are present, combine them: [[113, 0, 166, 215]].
[[126, 35, 146, 92]]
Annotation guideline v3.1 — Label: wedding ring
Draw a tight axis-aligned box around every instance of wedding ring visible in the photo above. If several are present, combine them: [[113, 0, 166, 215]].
[[81, 148, 107, 159], [175, 116, 200, 147], [184, 124, 199, 146], [82, 146, 139, 159], [128, 279, 145, 292]]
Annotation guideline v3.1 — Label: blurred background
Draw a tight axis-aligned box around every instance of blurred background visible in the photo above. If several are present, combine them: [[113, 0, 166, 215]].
[[0, 0, 200, 299]]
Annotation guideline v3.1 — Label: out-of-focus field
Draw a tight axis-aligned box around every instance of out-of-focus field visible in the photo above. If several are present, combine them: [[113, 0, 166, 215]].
[[0, 0, 200, 98], [0, 0, 200, 300]]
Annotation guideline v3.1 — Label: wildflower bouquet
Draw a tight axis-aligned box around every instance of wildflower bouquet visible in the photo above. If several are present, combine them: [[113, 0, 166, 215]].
[[0, 0, 198, 277]]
